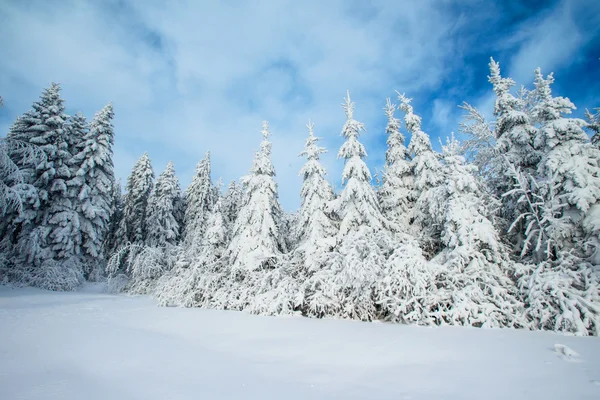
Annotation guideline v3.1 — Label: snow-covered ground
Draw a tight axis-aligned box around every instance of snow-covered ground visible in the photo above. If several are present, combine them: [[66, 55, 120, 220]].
[[1, 284, 599, 400]]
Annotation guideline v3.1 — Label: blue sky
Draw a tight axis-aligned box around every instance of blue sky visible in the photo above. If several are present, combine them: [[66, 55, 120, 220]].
[[1, 0, 599, 210]]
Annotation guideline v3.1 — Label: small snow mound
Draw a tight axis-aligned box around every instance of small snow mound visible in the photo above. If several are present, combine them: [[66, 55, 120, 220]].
[[554, 344, 579, 358]]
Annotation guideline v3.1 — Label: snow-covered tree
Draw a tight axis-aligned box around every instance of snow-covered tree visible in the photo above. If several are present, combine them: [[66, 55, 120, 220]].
[[226, 121, 287, 272], [2, 83, 86, 289], [65, 112, 88, 157], [459, 102, 499, 182], [183, 152, 215, 249], [585, 108, 600, 148], [222, 180, 243, 231], [145, 161, 181, 248], [489, 59, 539, 174], [379, 98, 413, 230], [424, 135, 524, 327], [294, 120, 337, 271], [155, 197, 230, 308], [69, 103, 115, 277], [334, 92, 390, 237], [104, 178, 123, 258], [117, 152, 154, 246], [305, 92, 390, 321], [398, 93, 443, 254], [515, 68, 600, 261]]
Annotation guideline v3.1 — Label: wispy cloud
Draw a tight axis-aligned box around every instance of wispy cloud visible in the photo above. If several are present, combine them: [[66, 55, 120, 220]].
[[1, 0, 598, 209]]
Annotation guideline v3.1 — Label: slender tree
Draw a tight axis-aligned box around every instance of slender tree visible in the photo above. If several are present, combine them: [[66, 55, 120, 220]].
[[379, 98, 413, 231]]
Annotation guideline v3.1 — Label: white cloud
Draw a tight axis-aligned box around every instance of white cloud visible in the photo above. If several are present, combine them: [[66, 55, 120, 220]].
[[6, 0, 590, 209]]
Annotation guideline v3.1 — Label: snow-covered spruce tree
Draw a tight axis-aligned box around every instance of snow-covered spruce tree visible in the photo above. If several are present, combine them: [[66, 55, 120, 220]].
[[109, 153, 154, 281], [379, 98, 413, 231], [501, 68, 600, 335], [5, 83, 85, 290], [65, 112, 88, 157], [69, 103, 115, 279], [117, 152, 154, 245], [182, 152, 215, 251], [145, 161, 181, 248], [305, 92, 391, 321], [127, 161, 183, 294], [585, 108, 600, 148], [222, 180, 243, 229], [422, 135, 525, 328], [398, 93, 443, 256], [294, 121, 337, 268], [487, 59, 541, 250], [103, 179, 123, 258], [459, 102, 499, 182], [156, 198, 229, 308], [222, 121, 289, 312]]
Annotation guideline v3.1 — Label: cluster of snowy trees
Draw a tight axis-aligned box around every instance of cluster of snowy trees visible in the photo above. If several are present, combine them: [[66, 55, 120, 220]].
[[1, 59, 599, 335], [0, 84, 115, 290]]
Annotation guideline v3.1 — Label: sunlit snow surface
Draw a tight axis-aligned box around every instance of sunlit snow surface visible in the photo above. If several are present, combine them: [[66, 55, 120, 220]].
[[1, 284, 599, 400]]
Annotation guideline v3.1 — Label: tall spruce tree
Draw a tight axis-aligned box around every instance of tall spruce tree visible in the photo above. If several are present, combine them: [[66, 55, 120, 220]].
[[379, 98, 413, 231], [104, 178, 124, 258], [306, 92, 390, 321], [183, 152, 214, 249], [117, 152, 154, 245], [295, 121, 337, 271], [585, 108, 600, 148], [425, 135, 524, 327], [69, 103, 115, 277], [145, 161, 182, 248], [399, 93, 443, 255], [222, 180, 243, 229], [226, 121, 286, 272]]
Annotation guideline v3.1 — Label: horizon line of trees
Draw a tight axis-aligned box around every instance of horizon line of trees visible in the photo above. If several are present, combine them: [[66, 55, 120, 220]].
[[1, 58, 599, 335]]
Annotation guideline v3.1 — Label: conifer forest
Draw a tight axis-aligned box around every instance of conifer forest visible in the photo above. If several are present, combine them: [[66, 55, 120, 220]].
[[2, 59, 600, 336]]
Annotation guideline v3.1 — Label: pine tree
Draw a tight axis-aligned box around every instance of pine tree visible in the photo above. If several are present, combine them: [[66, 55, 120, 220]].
[[398, 93, 443, 255], [183, 152, 214, 249], [379, 98, 413, 230], [222, 180, 243, 228], [516, 68, 600, 261], [334, 91, 390, 237], [306, 92, 390, 321], [104, 178, 123, 258], [117, 152, 154, 246], [489, 58, 539, 173], [3, 83, 85, 289], [145, 161, 181, 248], [585, 108, 600, 148], [295, 120, 337, 271], [69, 103, 115, 277], [65, 112, 88, 156], [226, 121, 286, 273], [424, 135, 524, 327]]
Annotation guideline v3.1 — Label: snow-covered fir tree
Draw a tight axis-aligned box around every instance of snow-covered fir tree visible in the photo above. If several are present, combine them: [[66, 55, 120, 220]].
[[3, 83, 85, 289], [306, 92, 391, 321], [222, 179, 243, 228], [424, 135, 524, 327], [489, 58, 539, 174], [182, 152, 215, 249], [379, 98, 413, 231], [116, 152, 154, 246], [399, 93, 443, 255], [65, 112, 88, 157], [585, 108, 600, 147], [294, 120, 337, 272], [69, 103, 115, 278], [104, 178, 123, 258], [145, 162, 181, 248], [226, 121, 287, 273]]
